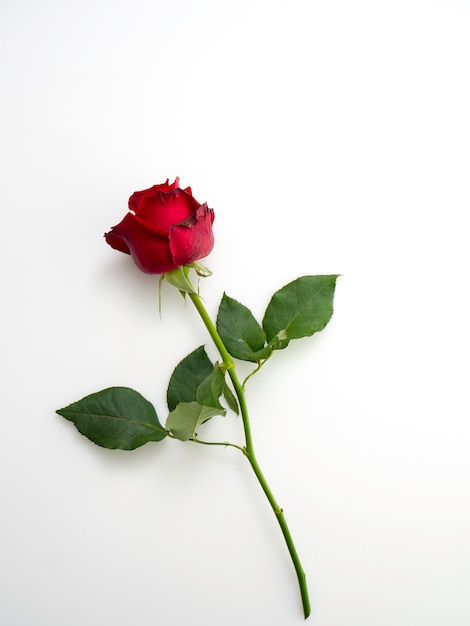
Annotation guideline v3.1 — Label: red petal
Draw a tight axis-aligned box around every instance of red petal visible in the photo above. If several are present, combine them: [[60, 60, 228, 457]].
[[105, 213, 176, 274], [169, 203, 215, 267], [129, 188, 200, 233]]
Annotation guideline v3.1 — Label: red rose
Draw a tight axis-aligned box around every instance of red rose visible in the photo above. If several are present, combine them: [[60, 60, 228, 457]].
[[105, 178, 215, 274]]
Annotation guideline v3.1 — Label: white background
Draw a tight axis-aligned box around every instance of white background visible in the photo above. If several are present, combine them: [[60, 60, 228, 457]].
[[1, 1, 469, 624]]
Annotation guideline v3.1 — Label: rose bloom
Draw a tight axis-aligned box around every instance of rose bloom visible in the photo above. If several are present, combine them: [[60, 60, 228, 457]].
[[105, 178, 214, 274]]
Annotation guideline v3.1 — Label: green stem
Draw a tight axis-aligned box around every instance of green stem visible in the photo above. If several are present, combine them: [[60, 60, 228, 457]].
[[244, 449, 311, 618], [188, 291, 254, 452], [188, 290, 311, 619]]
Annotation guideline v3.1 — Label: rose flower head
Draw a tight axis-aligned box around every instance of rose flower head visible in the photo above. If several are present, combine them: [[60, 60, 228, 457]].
[[105, 178, 214, 274]]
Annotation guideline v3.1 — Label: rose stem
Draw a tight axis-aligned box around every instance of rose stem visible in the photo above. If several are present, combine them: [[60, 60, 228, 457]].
[[188, 290, 311, 619]]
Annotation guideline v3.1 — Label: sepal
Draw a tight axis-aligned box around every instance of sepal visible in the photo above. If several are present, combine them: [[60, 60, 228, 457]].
[[165, 266, 197, 294]]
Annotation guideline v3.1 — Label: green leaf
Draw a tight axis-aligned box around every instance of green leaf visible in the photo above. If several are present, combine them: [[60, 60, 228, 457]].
[[263, 275, 339, 348], [167, 346, 214, 411], [166, 402, 224, 441], [56, 387, 167, 450], [216, 293, 267, 362], [222, 380, 239, 415], [196, 364, 226, 411]]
